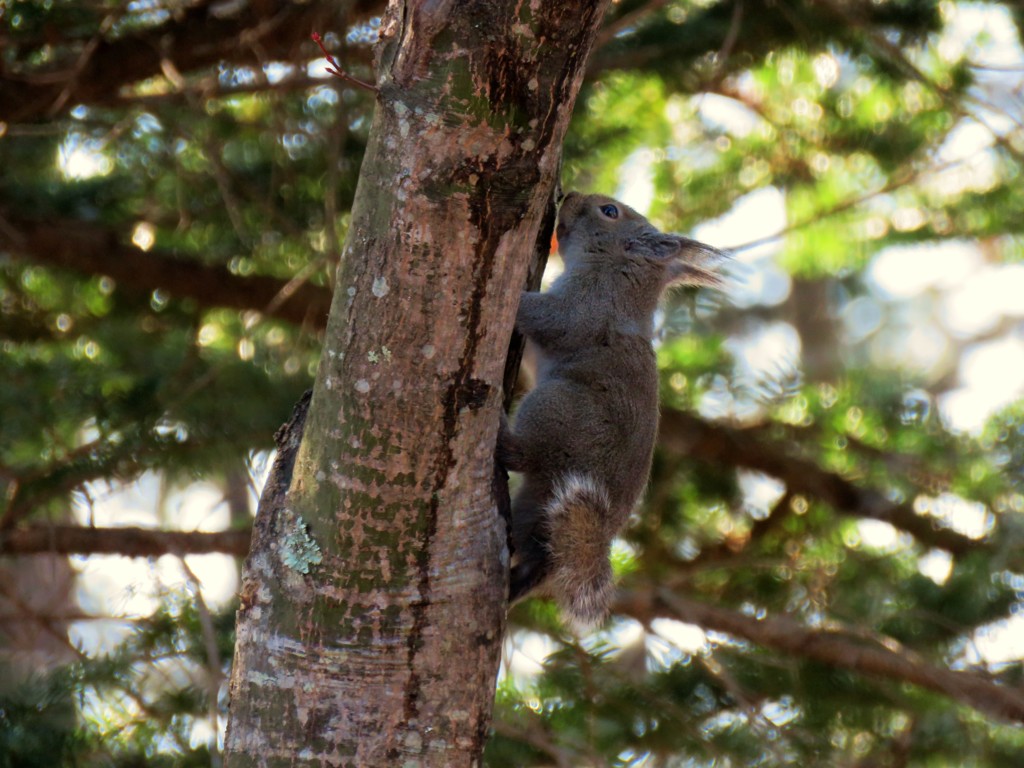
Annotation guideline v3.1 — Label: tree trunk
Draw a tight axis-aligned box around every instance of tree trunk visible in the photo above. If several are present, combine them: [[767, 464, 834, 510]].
[[224, 2, 608, 765]]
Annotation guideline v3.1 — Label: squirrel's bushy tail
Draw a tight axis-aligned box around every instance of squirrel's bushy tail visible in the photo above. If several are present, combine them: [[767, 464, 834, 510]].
[[544, 473, 614, 628]]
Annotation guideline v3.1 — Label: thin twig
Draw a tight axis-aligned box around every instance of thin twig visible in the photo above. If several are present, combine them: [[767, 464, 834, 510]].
[[595, 0, 671, 49], [47, 13, 118, 117], [311, 33, 378, 94]]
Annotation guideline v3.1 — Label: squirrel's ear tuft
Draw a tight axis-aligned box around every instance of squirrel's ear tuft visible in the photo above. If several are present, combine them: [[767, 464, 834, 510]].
[[667, 237, 729, 287], [625, 232, 682, 260]]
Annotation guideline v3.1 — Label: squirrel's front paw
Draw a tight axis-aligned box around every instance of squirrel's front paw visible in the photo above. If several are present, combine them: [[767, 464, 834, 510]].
[[496, 412, 527, 473]]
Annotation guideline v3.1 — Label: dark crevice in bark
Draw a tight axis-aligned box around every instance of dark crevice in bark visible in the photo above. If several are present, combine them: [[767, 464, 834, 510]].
[[237, 391, 311, 614]]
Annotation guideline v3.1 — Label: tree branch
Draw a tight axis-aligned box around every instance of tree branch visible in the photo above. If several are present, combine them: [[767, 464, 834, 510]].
[[619, 588, 1024, 725], [0, 214, 332, 329], [0, 0, 378, 123], [0, 524, 251, 558], [658, 409, 982, 555], [109, 73, 332, 108], [9, 527, 1021, 724]]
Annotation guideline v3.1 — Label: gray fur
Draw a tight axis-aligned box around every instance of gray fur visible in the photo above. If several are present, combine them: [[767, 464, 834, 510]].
[[500, 192, 723, 626]]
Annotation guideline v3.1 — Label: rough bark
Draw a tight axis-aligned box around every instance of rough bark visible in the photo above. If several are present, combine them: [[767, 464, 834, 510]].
[[224, 2, 608, 766]]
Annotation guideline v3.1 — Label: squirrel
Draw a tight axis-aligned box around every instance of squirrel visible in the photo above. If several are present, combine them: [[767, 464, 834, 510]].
[[498, 191, 723, 627]]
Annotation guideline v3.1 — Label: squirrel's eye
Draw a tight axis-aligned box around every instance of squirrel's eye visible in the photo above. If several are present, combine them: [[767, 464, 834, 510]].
[[599, 204, 619, 219]]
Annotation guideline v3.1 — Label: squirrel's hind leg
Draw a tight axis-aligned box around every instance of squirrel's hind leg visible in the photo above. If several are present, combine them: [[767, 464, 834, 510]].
[[508, 478, 554, 603], [510, 559, 549, 603]]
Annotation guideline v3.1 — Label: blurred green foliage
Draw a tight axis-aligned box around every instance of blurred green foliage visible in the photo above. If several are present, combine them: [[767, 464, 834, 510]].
[[1, 0, 1023, 765]]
